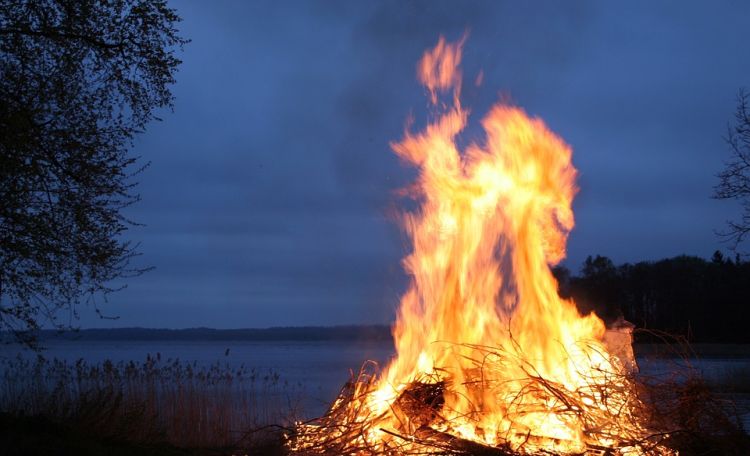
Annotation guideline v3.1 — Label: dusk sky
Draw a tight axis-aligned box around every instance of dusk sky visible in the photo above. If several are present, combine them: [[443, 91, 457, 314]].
[[81, 1, 750, 329]]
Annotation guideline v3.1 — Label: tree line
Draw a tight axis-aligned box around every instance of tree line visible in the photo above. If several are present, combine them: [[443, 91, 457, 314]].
[[554, 252, 750, 343]]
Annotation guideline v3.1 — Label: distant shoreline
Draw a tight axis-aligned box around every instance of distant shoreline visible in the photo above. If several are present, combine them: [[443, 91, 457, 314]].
[[6, 328, 750, 358], [17, 325, 394, 342]]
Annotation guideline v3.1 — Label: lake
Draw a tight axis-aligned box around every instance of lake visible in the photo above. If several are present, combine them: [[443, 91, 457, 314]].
[[3, 340, 750, 422], [0, 339, 395, 418]]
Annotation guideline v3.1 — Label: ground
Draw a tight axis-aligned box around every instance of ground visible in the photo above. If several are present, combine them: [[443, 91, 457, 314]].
[[0, 413, 287, 456]]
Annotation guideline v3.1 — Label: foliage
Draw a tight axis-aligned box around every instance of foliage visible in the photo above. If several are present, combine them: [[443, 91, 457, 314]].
[[555, 253, 750, 342], [715, 89, 750, 251], [0, 0, 188, 345]]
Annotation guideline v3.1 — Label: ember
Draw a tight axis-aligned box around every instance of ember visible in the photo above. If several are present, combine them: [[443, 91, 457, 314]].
[[288, 37, 674, 455]]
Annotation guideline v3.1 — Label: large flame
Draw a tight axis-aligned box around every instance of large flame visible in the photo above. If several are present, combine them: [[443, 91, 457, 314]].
[[291, 36, 671, 455]]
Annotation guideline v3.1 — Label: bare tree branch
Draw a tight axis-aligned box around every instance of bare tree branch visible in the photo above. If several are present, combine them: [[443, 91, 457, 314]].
[[714, 88, 750, 251]]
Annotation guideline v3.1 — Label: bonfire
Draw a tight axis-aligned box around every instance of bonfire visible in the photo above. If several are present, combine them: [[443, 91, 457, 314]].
[[288, 36, 676, 455]]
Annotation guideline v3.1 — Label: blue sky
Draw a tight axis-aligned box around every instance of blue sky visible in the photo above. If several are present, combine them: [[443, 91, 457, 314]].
[[80, 1, 749, 328]]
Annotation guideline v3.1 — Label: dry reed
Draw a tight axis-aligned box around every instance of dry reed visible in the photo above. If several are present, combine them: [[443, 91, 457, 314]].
[[0, 354, 301, 450]]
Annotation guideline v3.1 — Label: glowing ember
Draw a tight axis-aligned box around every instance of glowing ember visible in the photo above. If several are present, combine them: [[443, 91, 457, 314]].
[[290, 37, 673, 455]]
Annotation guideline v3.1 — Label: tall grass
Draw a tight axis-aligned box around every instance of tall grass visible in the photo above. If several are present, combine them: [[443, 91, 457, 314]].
[[0, 354, 301, 449]]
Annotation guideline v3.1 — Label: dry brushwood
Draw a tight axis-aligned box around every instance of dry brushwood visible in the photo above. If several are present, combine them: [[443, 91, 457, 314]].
[[286, 343, 692, 456], [393, 381, 445, 428]]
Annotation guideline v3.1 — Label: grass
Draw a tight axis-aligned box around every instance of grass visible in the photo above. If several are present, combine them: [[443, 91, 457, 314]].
[[0, 354, 300, 454]]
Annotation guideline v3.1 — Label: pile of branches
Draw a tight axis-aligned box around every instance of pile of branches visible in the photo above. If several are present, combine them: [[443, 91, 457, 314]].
[[287, 343, 750, 456]]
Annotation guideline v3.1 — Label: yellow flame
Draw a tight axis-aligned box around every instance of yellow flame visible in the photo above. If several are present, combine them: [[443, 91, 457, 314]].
[[293, 36, 673, 455]]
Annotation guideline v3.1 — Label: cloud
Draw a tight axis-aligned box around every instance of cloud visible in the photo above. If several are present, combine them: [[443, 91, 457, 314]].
[[81, 0, 750, 328]]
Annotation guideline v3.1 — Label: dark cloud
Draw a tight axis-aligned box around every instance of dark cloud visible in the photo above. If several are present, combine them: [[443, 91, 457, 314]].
[[79, 1, 750, 328]]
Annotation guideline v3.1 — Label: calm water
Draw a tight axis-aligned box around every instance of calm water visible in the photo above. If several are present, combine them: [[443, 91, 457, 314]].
[[3, 340, 750, 422], [0, 339, 395, 417]]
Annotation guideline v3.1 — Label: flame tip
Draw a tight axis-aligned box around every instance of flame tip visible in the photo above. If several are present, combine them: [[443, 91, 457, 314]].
[[292, 34, 672, 456]]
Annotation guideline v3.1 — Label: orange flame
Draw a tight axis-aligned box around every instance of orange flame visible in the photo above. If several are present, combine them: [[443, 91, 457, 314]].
[[292, 36, 672, 455], [418, 35, 466, 105]]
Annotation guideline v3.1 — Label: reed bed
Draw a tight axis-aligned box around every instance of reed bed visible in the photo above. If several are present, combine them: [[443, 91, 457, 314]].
[[0, 354, 301, 450]]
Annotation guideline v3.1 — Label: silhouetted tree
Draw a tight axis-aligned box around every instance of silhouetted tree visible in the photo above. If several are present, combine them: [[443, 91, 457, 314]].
[[564, 254, 750, 343], [711, 250, 726, 264], [551, 265, 572, 299], [0, 0, 187, 346], [581, 255, 617, 280], [570, 255, 622, 323], [714, 89, 750, 251]]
